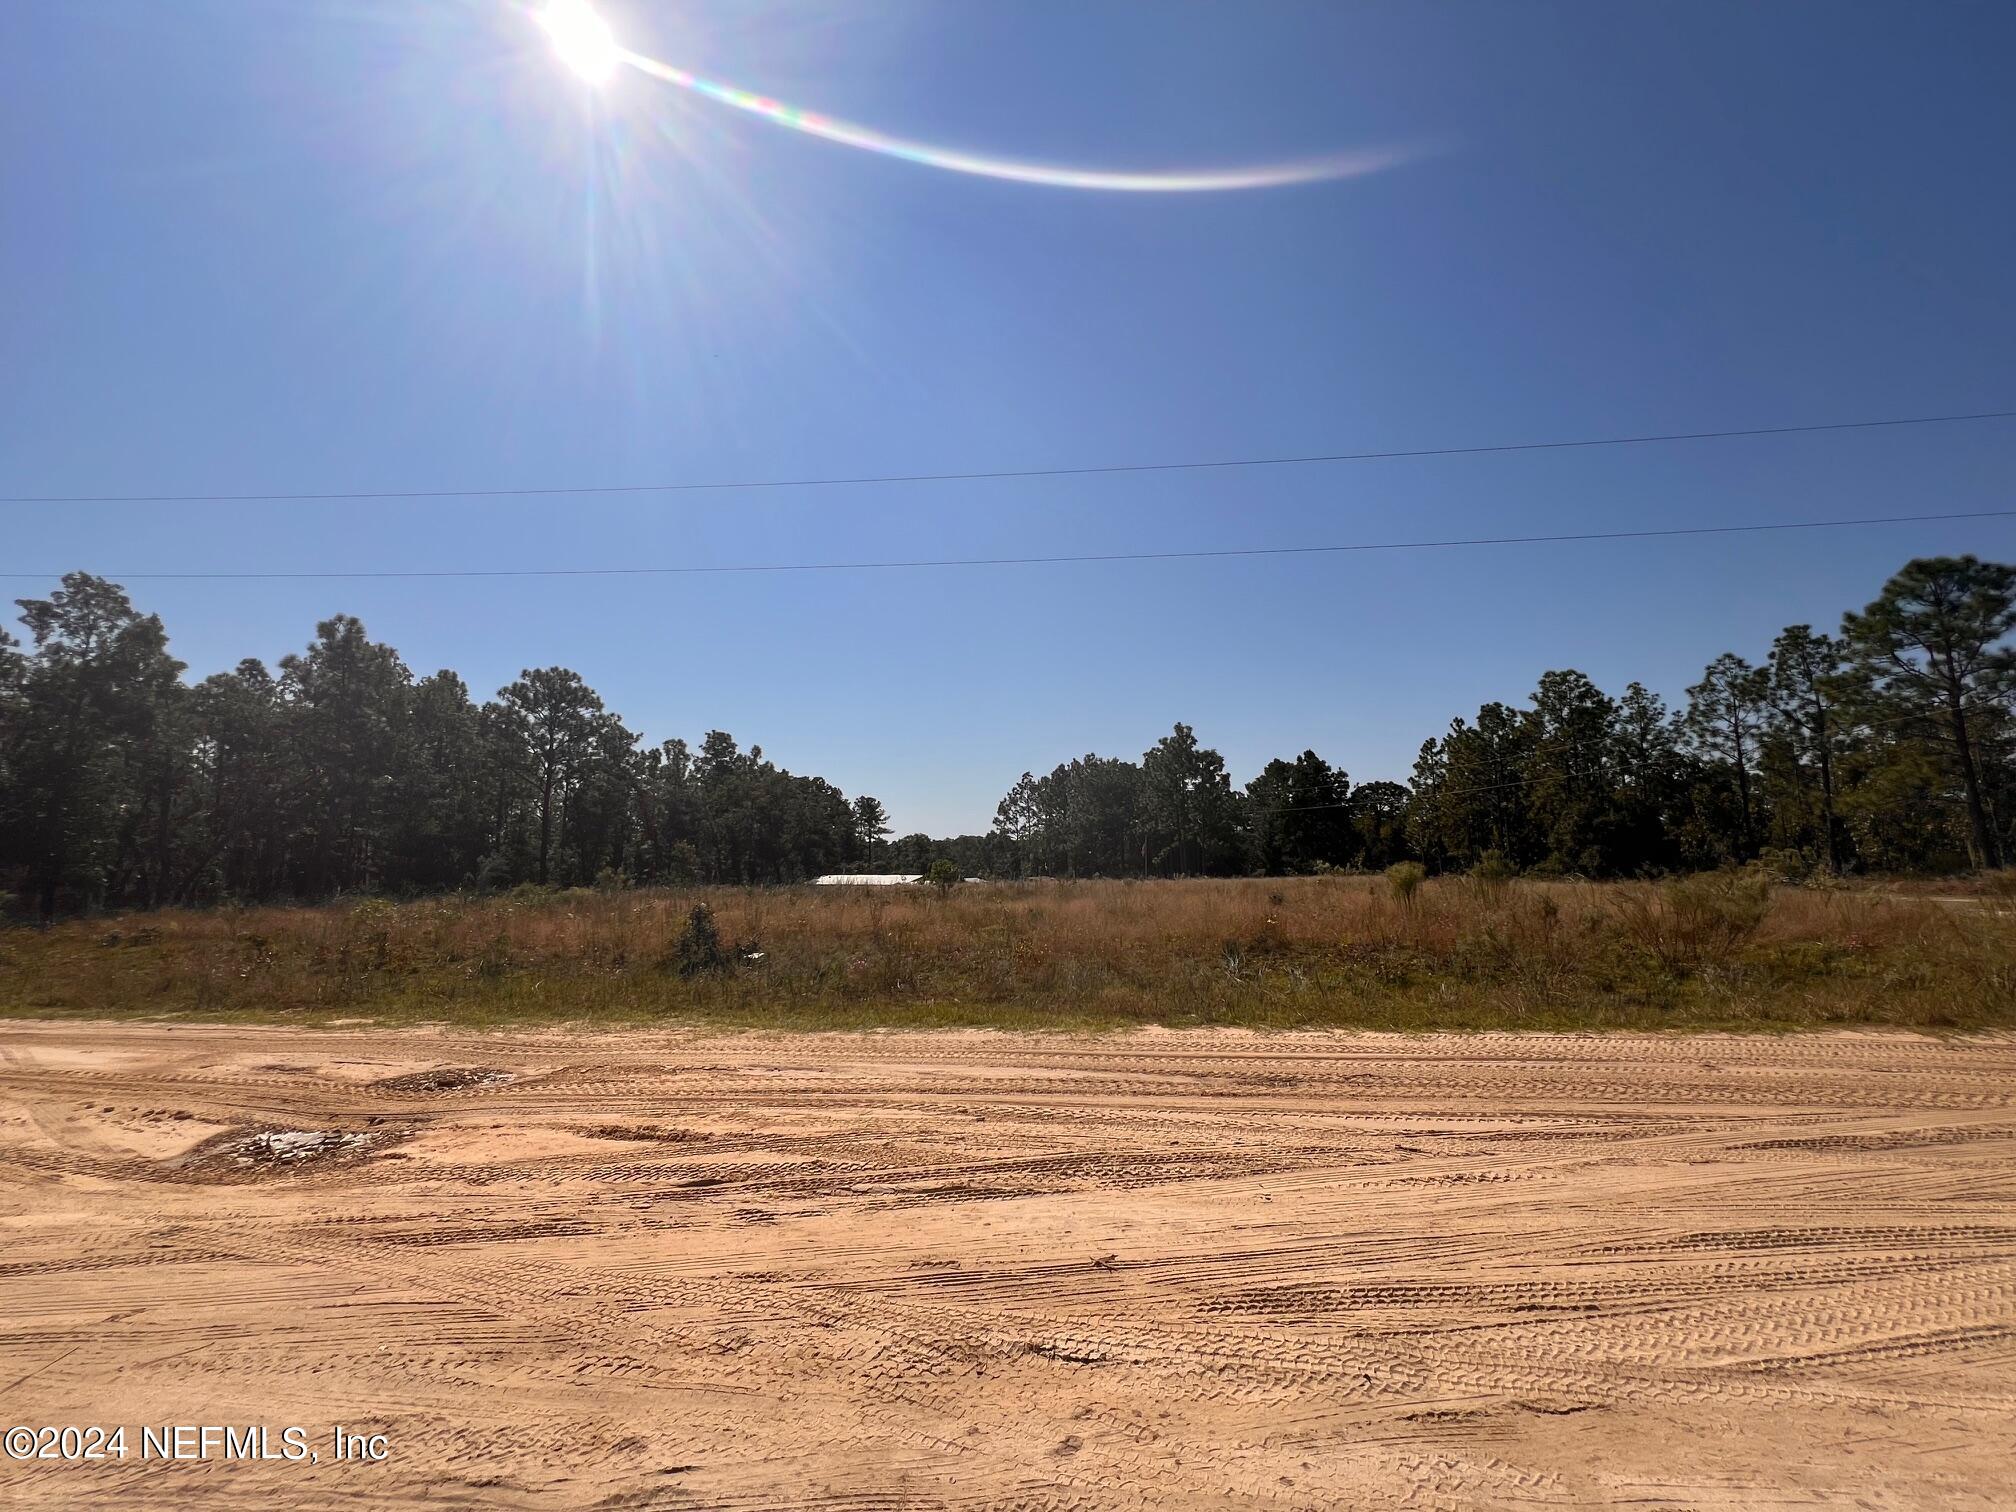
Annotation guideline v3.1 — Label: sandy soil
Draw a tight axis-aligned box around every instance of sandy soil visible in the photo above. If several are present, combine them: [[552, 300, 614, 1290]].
[[3, 1022, 2015, 1509]]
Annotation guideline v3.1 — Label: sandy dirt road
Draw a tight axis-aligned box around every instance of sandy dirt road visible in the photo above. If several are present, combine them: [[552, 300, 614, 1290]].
[[3, 1022, 2014, 1509]]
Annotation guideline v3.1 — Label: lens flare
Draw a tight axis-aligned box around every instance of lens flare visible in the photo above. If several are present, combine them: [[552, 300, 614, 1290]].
[[618, 51, 1418, 192], [540, 0, 619, 85], [533, 6, 1422, 191]]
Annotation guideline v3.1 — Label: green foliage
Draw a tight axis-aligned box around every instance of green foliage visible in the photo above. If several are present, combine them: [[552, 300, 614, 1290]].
[[671, 904, 729, 978], [1763, 625, 1851, 874], [1843, 555, 2016, 870], [1684, 653, 1772, 861], [0, 576, 891, 917], [922, 859, 962, 893], [1469, 850, 1518, 887], [4, 555, 2014, 922], [1247, 750, 1354, 874], [850, 795, 891, 854], [3, 574, 186, 920], [1349, 781, 1411, 870], [1755, 847, 1813, 884], [1386, 861, 1427, 903]]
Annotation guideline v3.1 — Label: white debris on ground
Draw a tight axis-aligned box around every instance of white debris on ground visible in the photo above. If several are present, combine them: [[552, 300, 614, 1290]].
[[235, 1130, 373, 1165]]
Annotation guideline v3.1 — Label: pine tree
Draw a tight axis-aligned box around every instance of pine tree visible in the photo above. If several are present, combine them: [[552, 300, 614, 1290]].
[[1843, 557, 2016, 869]]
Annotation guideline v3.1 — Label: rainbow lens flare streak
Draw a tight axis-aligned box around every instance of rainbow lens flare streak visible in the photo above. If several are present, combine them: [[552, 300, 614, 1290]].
[[616, 49, 1414, 193]]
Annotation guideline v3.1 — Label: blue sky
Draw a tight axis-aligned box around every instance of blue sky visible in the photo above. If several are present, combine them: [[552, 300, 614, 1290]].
[[5, 0, 2013, 835]]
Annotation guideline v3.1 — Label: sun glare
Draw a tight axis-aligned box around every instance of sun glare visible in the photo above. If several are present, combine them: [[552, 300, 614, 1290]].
[[528, 0, 1416, 192], [539, 0, 620, 85]]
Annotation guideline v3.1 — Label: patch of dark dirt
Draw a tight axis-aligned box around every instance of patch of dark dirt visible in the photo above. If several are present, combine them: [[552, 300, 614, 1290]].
[[370, 1067, 513, 1094], [580, 1124, 707, 1143]]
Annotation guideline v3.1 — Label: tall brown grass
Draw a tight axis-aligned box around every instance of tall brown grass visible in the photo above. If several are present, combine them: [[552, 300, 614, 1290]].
[[3, 875, 2011, 1032]]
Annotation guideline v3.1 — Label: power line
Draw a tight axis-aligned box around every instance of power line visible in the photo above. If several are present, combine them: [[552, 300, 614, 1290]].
[[11, 507, 2014, 581], [6, 407, 2013, 506]]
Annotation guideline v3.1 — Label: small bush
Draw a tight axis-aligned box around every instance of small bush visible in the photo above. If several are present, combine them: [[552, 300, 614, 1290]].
[[1386, 862, 1427, 904], [1617, 870, 1772, 974], [1757, 847, 1813, 885], [1470, 851, 1518, 889], [923, 859, 963, 894], [671, 904, 729, 978]]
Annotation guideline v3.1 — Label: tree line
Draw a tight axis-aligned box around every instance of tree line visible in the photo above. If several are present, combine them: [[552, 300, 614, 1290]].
[[986, 555, 2013, 880], [0, 576, 896, 918], [1, 555, 2010, 917]]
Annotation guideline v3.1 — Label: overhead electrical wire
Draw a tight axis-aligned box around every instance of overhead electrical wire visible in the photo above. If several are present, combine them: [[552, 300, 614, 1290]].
[[3, 407, 2012, 506], [10, 507, 2013, 582]]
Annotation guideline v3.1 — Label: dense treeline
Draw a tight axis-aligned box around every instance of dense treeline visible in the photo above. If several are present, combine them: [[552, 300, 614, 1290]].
[[1, 555, 2011, 917], [0, 576, 892, 918], [988, 556, 2014, 880]]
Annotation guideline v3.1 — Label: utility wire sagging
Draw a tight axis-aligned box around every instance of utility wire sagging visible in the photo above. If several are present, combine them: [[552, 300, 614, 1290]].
[[4, 407, 2012, 506], [11, 508, 2015, 582]]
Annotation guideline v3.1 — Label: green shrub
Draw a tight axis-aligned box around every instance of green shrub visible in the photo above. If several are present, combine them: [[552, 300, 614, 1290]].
[[671, 904, 729, 978], [349, 897, 397, 927], [1757, 847, 1813, 884], [1470, 851, 1517, 888], [1386, 862, 1426, 904]]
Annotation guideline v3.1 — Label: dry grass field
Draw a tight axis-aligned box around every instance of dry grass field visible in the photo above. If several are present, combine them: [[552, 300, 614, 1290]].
[[5, 1020, 2016, 1509], [4, 874, 2013, 1032]]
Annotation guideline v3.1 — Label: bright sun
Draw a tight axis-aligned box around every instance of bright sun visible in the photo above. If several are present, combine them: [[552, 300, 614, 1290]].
[[539, 0, 620, 85]]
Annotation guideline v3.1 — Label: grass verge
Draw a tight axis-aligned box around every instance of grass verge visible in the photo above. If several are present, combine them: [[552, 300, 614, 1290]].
[[3, 875, 2011, 1034]]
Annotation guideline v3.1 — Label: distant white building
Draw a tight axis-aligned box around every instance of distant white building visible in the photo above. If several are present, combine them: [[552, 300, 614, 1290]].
[[812, 874, 923, 886]]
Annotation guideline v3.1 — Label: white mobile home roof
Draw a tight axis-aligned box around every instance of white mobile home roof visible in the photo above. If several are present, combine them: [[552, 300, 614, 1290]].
[[812, 874, 923, 886]]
